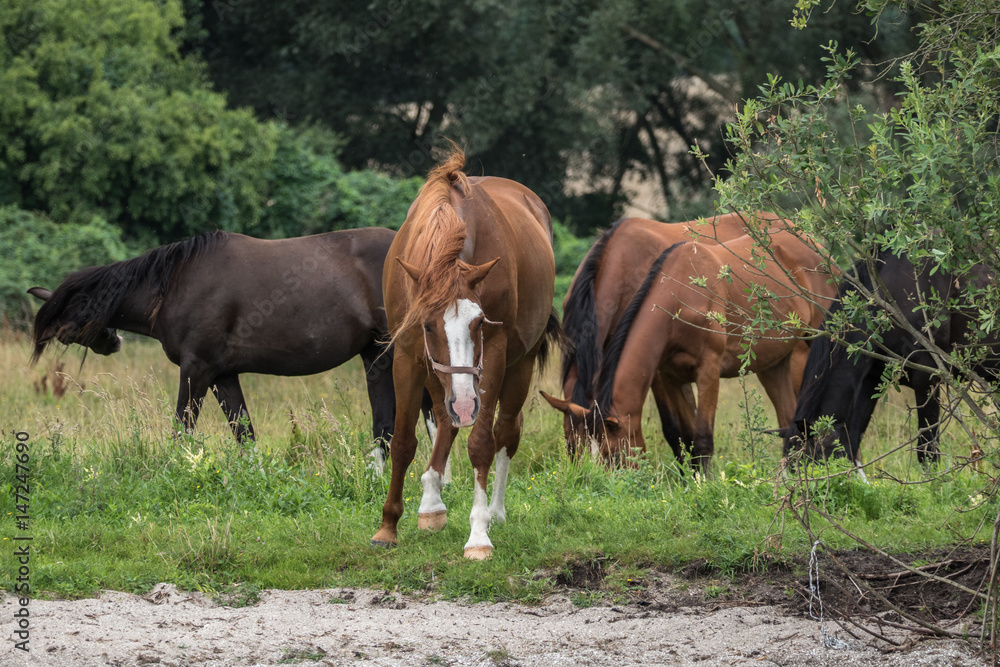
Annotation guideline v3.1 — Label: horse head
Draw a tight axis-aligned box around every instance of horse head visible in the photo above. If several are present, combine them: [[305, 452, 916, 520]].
[[538, 392, 638, 464], [539, 390, 595, 458], [28, 286, 123, 360], [398, 256, 500, 428]]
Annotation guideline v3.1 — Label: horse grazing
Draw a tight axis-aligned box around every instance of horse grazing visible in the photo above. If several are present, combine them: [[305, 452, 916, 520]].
[[30, 228, 432, 452], [575, 230, 835, 470], [783, 250, 999, 465], [540, 211, 789, 459], [370, 147, 558, 560]]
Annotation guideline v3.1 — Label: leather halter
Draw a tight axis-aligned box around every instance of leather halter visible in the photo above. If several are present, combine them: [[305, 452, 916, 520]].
[[422, 317, 501, 378]]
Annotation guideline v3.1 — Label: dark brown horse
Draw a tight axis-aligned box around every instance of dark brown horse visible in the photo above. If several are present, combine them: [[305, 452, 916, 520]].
[[370, 147, 558, 560], [30, 228, 432, 454], [783, 250, 1000, 465], [541, 212, 788, 459], [576, 230, 836, 470]]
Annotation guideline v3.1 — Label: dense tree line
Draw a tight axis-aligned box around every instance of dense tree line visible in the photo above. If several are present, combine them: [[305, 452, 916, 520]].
[[0, 0, 924, 322], [182, 0, 917, 230]]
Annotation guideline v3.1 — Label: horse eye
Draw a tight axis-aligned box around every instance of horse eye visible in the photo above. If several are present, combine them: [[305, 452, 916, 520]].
[[423, 323, 433, 334]]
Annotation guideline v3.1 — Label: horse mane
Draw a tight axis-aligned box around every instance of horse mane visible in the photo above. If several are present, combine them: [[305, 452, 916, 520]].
[[31, 231, 228, 363], [561, 217, 631, 406], [391, 146, 472, 340], [791, 253, 880, 424], [596, 242, 686, 416]]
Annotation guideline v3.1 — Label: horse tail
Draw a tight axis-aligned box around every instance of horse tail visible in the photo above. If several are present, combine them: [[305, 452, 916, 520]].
[[596, 242, 686, 417], [535, 308, 565, 371], [561, 218, 631, 406]]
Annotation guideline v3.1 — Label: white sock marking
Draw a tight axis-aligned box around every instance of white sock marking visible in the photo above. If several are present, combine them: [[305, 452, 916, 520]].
[[419, 467, 446, 514], [465, 477, 493, 552], [489, 448, 510, 524]]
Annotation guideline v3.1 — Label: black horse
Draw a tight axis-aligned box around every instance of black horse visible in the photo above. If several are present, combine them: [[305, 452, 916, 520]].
[[783, 249, 998, 465], [30, 228, 433, 457]]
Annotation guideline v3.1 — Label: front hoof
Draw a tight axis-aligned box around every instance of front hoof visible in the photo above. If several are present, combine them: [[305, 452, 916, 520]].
[[463, 545, 493, 561], [371, 527, 397, 548], [417, 510, 447, 531]]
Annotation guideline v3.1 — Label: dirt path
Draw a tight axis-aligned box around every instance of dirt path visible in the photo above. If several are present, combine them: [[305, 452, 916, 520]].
[[0, 581, 987, 667]]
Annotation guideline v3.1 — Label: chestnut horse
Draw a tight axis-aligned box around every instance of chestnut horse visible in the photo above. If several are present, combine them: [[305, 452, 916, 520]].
[[541, 212, 787, 459], [580, 230, 836, 470], [30, 228, 433, 452], [370, 148, 558, 560]]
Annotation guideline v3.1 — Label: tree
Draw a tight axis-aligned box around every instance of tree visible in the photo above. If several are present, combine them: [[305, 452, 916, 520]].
[[183, 0, 918, 231], [716, 0, 1000, 646], [0, 0, 277, 242]]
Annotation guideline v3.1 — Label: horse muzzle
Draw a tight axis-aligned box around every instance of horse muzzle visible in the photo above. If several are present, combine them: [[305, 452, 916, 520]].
[[447, 395, 479, 428]]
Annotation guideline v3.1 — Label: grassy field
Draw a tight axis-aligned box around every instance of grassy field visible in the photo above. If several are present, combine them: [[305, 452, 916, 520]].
[[1, 330, 995, 603]]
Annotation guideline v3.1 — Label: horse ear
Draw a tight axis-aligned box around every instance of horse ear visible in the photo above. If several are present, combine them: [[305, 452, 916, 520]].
[[539, 391, 590, 419], [396, 258, 423, 284], [27, 287, 52, 302], [462, 257, 500, 288]]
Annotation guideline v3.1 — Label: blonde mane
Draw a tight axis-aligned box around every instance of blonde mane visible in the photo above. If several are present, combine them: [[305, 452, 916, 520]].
[[391, 147, 473, 340]]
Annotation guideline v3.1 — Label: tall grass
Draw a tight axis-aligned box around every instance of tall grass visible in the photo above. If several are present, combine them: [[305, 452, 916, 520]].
[[1, 330, 994, 601]]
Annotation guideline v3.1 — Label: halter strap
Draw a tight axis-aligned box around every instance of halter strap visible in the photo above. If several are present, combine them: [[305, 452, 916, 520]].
[[424, 329, 484, 378], [422, 316, 501, 378]]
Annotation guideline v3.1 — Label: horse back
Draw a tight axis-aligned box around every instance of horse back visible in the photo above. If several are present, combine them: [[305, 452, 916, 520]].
[[158, 228, 395, 375]]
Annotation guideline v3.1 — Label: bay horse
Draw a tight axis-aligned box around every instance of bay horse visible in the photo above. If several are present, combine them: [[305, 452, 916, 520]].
[[540, 212, 789, 459], [30, 228, 432, 453], [783, 250, 999, 465], [577, 230, 836, 470], [370, 147, 558, 560]]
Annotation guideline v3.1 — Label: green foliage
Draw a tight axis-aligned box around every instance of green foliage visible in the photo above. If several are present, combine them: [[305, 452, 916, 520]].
[[0, 0, 278, 242], [0, 206, 130, 323], [552, 219, 594, 311], [185, 0, 917, 231]]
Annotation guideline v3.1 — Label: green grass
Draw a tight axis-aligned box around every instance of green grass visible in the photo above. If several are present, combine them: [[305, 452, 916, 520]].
[[1, 331, 996, 601]]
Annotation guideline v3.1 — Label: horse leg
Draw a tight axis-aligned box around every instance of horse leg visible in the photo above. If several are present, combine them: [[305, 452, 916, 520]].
[[756, 355, 799, 430], [660, 380, 698, 463], [371, 363, 426, 549], [361, 342, 397, 473], [651, 372, 686, 461], [211, 374, 254, 443], [914, 380, 941, 465], [690, 360, 722, 474], [418, 378, 459, 531], [420, 388, 446, 481], [461, 353, 509, 561], [175, 364, 211, 436], [486, 355, 537, 528]]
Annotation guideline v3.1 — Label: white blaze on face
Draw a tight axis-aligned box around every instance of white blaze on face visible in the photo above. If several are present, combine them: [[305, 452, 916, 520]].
[[442, 298, 482, 424]]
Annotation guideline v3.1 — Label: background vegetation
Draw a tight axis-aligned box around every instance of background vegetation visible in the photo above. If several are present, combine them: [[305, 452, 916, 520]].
[[2, 0, 1000, 651], [1, 333, 991, 604]]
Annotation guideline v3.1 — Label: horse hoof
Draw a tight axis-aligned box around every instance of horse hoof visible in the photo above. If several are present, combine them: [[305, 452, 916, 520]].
[[463, 545, 493, 561], [370, 538, 397, 549], [418, 510, 447, 531]]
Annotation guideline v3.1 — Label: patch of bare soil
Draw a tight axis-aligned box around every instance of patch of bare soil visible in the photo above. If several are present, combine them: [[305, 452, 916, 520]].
[[1, 547, 992, 666]]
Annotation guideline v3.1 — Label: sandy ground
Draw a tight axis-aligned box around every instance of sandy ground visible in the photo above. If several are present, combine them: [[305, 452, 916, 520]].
[[0, 582, 988, 667]]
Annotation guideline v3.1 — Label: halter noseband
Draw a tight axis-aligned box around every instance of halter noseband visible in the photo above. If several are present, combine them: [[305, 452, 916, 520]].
[[422, 317, 501, 379]]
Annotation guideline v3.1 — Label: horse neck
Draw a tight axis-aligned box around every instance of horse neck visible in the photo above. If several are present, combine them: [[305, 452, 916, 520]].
[[108, 279, 158, 336]]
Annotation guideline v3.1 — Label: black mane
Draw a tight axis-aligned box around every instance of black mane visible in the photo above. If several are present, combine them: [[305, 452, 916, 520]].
[[560, 217, 629, 406], [596, 242, 685, 416], [32, 231, 228, 362], [791, 253, 880, 425]]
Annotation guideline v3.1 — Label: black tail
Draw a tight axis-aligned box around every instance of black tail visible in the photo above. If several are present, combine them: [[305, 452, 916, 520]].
[[536, 309, 564, 371]]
